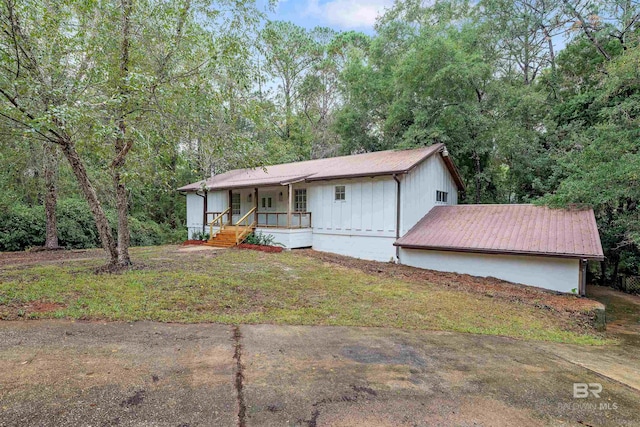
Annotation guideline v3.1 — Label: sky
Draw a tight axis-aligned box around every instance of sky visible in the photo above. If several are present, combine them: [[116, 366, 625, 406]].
[[266, 0, 394, 33]]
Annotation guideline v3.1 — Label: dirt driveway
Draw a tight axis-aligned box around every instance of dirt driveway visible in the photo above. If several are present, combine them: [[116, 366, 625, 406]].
[[1, 321, 639, 427]]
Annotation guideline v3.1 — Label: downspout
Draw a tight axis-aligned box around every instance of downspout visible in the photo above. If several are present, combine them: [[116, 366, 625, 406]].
[[580, 259, 588, 297], [393, 174, 401, 263]]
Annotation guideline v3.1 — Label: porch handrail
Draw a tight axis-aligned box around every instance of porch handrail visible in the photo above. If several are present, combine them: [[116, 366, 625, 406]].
[[235, 207, 257, 244], [209, 207, 230, 238], [256, 211, 312, 228]]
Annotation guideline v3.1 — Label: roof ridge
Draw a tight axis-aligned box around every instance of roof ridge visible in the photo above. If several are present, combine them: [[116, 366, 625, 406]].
[[176, 143, 462, 192], [235, 144, 442, 172]]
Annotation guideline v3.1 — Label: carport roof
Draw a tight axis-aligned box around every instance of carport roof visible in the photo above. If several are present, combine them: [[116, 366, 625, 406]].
[[395, 204, 604, 260], [177, 143, 465, 192]]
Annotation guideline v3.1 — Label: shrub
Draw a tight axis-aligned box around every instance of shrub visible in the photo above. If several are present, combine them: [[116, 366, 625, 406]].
[[0, 198, 187, 251], [191, 230, 210, 241], [0, 204, 45, 251], [244, 231, 283, 246], [56, 198, 102, 249]]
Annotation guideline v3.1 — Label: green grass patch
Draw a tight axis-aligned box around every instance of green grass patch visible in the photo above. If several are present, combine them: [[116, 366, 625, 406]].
[[0, 246, 607, 345]]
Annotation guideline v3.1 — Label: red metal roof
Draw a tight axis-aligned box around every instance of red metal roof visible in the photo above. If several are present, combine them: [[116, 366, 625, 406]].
[[177, 143, 465, 191], [395, 204, 604, 260]]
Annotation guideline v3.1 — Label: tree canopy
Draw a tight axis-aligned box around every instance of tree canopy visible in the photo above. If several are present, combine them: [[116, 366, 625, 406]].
[[0, 0, 638, 283]]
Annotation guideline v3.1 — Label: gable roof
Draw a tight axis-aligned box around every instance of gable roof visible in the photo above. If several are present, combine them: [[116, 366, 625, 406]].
[[395, 204, 604, 260], [177, 143, 465, 192]]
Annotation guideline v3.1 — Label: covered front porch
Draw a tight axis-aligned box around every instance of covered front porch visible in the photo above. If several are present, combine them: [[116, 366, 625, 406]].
[[204, 184, 312, 248]]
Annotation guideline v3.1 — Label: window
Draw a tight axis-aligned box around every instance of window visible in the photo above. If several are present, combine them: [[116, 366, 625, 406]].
[[261, 196, 272, 208], [294, 189, 307, 212], [436, 190, 448, 203], [335, 185, 346, 201], [231, 193, 241, 215]]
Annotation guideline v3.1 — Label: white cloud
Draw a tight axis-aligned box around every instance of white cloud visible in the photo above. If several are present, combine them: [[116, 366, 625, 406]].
[[304, 0, 394, 30]]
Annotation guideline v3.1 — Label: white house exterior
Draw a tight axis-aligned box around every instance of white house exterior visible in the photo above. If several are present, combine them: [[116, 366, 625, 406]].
[[178, 144, 604, 295], [179, 144, 463, 262]]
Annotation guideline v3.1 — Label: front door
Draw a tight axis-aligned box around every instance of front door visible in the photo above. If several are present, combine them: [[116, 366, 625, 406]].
[[260, 192, 276, 225], [231, 192, 241, 224]]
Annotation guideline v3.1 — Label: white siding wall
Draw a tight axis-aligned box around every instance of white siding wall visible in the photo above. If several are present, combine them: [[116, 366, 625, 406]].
[[255, 228, 313, 249], [401, 154, 458, 235], [207, 190, 226, 213], [186, 193, 204, 238], [399, 248, 580, 294], [306, 177, 398, 261], [308, 177, 397, 237], [313, 234, 397, 262], [186, 190, 226, 238]]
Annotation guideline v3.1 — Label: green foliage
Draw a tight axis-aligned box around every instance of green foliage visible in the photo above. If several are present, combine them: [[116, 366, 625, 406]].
[[56, 199, 102, 249], [244, 231, 282, 246], [0, 198, 185, 252], [542, 46, 640, 279], [0, 204, 46, 251], [190, 230, 210, 241]]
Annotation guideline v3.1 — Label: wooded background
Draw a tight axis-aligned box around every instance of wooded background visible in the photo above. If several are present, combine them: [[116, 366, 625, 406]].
[[0, 0, 637, 281]]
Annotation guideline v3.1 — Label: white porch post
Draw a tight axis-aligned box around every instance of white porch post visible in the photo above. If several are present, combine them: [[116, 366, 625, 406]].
[[287, 183, 292, 228], [254, 187, 258, 225]]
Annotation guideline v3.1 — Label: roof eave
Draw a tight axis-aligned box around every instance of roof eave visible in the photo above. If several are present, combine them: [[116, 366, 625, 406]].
[[393, 243, 605, 261], [441, 154, 466, 191], [401, 143, 465, 192], [304, 170, 410, 183]]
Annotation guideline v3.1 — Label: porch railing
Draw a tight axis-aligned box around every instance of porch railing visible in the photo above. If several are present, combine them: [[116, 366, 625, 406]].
[[256, 212, 311, 228], [235, 207, 257, 244], [208, 207, 230, 238]]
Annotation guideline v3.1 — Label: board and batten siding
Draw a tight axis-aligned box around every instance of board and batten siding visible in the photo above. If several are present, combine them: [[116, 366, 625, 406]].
[[307, 177, 398, 262], [308, 177, 397, 236], [206, 190, 227, 213], [186, 191, 226, 238], [401, 154, 458, 235], [399, 248, 580, 294], [186, 193, 204, 238]]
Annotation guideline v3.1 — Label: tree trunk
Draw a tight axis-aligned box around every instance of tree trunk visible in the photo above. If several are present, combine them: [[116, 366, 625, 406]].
[[112, 0, 133, 267], [599, 260, 607, 287], [60, 141, 118, 264], [113, 169, 131, 265], [612, 255, 620, 289], [43, 142, 60, 249], [473, 151, 482, 204]]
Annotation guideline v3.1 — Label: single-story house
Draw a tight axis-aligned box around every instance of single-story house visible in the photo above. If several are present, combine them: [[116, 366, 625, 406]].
[[178, 143, 604, 295]]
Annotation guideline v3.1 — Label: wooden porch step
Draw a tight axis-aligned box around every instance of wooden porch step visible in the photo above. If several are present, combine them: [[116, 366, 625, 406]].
[[206, 226, 255, 247]]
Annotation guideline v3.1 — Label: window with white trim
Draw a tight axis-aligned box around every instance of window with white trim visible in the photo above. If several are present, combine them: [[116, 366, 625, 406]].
[[294, 189, 307, 212], [335, 185, 345, 201], [231, 193, 241, 215], [436, 190, 448, 203]]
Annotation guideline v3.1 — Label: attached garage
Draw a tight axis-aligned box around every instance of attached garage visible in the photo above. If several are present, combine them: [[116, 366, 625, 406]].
[[395, 205, 604, 295]]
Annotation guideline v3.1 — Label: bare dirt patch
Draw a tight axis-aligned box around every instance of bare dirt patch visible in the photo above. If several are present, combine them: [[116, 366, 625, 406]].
[[181, 239, 208, 246], [0, 248, 103, 267], [26, 301, 66, 313], [236, 244, 284, 253]]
